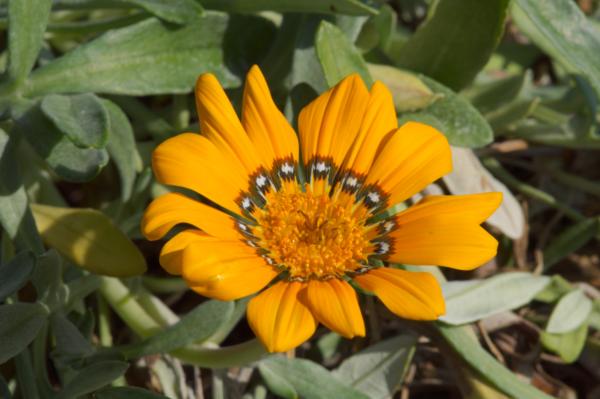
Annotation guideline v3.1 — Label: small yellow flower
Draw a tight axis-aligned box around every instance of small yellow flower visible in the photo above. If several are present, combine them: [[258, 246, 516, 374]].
[[142, 66, 501, 352]]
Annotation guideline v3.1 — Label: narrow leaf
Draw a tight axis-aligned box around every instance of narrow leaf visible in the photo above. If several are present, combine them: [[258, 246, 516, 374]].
[[440, 272, 550, 325], [543, 218, 599, 271], [0, 251, 35, 302], [259, 356, 369, 399], [95, 387, 170, 399], [0, 302, 49, 364], [511, 0, 600, 99], [333, 335, 417, 399], [122, 0, 203, 24], [124, 300, 234, 358], [200, 0, 377, 15], [6, 0, 52, 86], [57, 361, 129, 399], [396, 0, 510, 90], [316, 20, 373, 87], [104, 100, 142, 201]]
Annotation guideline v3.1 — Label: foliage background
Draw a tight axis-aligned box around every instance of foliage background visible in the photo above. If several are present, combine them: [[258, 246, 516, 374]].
[[1, 0, 600, 398]]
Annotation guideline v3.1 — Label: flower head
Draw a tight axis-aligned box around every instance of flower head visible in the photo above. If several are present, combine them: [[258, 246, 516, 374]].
[[142, 66, 502, 352]]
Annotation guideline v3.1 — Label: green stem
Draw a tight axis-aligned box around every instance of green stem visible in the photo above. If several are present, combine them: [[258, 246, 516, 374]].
[[99, 277, 161, 338], [100, 277, 268, 368], [482, 157, 584, 222], [142, 275, 188, 294], [173, 340, 268, 369]]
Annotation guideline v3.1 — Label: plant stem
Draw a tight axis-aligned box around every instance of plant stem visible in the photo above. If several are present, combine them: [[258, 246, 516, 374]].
[[482, 157, 584, 222], [100, 277, 268, 368]]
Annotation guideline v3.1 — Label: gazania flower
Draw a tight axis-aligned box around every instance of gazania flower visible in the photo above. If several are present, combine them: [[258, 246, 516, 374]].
[[142, 66, 501, 352]]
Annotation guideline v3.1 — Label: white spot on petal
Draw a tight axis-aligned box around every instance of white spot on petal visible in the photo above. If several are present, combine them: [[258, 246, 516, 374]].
[[377, 242, 390, 254], [241, 197, 252, 210], [281, 163, 294, 175], [315, 162, 328, 172], [256, 174, 267, 188], [346, 176, 358, 187], [367, 191, 380, 204], [383, 221, 394, 232]]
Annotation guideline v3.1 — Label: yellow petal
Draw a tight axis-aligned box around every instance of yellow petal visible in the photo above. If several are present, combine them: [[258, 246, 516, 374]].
[[341, 81, 398, 176], [195, 73, 264, 174], [242, 65, 299, 169], [354, 268, 444, 320], [152, 133, 248, 214], [389, 193, 502, 270], [182, 237, 277, 301], [247, 281, 317, 352], [299, 74, 369, 170], [159, 229, 206, 275], [364, 122, 452, 208], [142, 192, 241, 241], [301, 279, 365, 338]]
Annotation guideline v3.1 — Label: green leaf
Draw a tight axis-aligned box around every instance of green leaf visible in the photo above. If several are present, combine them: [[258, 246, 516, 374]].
[[41, 93, 110, 148], [436, 324, 555, 399], [395, 0, 510, 90], [332, 335, 417, 399], [0, 302, 49, 364], [95, 387, 170, 399], [258, 356, 369, 399], [0, 251, 35, 301], [199, 0, 377, 15], [123, 300, 234, 358], [543, 218, 600, 271], [51, 313, 95, 358], [399, 76, 494, 147], [30, 204, 147, 277], [104, 100, 142, 201], [511, 0, 600, 99], [441, 272, 550, 325], [541, 322, 588, 363], [368, 63, 437, 112], [26, 12, 274, 97], [6, 0, 52, 86], [546, 289, 592, 334], [259, 363, 298, 399], [0, 129, 44, 252], [57, 361, 129, 399], [316, 20, 373, 87], [15, 104, 109, 183], [122, 0, 203, 24], [31, 250, 69, 311]]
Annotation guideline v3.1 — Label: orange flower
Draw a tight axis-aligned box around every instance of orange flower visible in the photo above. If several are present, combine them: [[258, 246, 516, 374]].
[[142, 66, 501, 352]]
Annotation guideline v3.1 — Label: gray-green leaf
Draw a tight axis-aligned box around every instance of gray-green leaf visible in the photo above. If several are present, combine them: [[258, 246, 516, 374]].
[[123, 300, 234, 358], [399, 76, 494, 147], [0, 251, 35, 302], [200, 0, 377, 15], [25, 12, 269, 97], [441, 272, 551, 325], [57, 361, 129, 399], [104, 100, 142, 201], [41, 93, 110, 149], [546, 289, 592, 334], [511, 0, 600, 99], [259, 356, 369, 399], [0, 302, 49, 364], [122, 0, 203, 24], [316, 20, 373, 87], [6, 0, 52, 87], [333, 335, 417, 399], [395, 0, 510, 90]]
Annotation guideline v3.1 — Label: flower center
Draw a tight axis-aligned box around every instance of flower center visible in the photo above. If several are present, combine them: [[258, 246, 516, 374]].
[[254, 188, 370, 279]]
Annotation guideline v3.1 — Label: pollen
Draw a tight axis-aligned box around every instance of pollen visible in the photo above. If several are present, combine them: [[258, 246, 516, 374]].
[[254, 187, 370, 279]]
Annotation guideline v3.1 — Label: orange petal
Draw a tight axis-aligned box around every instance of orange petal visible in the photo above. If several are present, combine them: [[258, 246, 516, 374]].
[[364, 122, 452, 207], [195, 73, 264, 174], [354, 268, 445, 320], [301, 279, 365, 338], [182, 237, 277, 301], [141, 192, 241, 241], [341, 81, 398, 176], [389, 193, 502, 270], [247, 281, 317, 352], [299, 74, 370, 170], [242, 65, 299, 169], [159, 229, 206, 275], [152, 133, 248, 214]]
